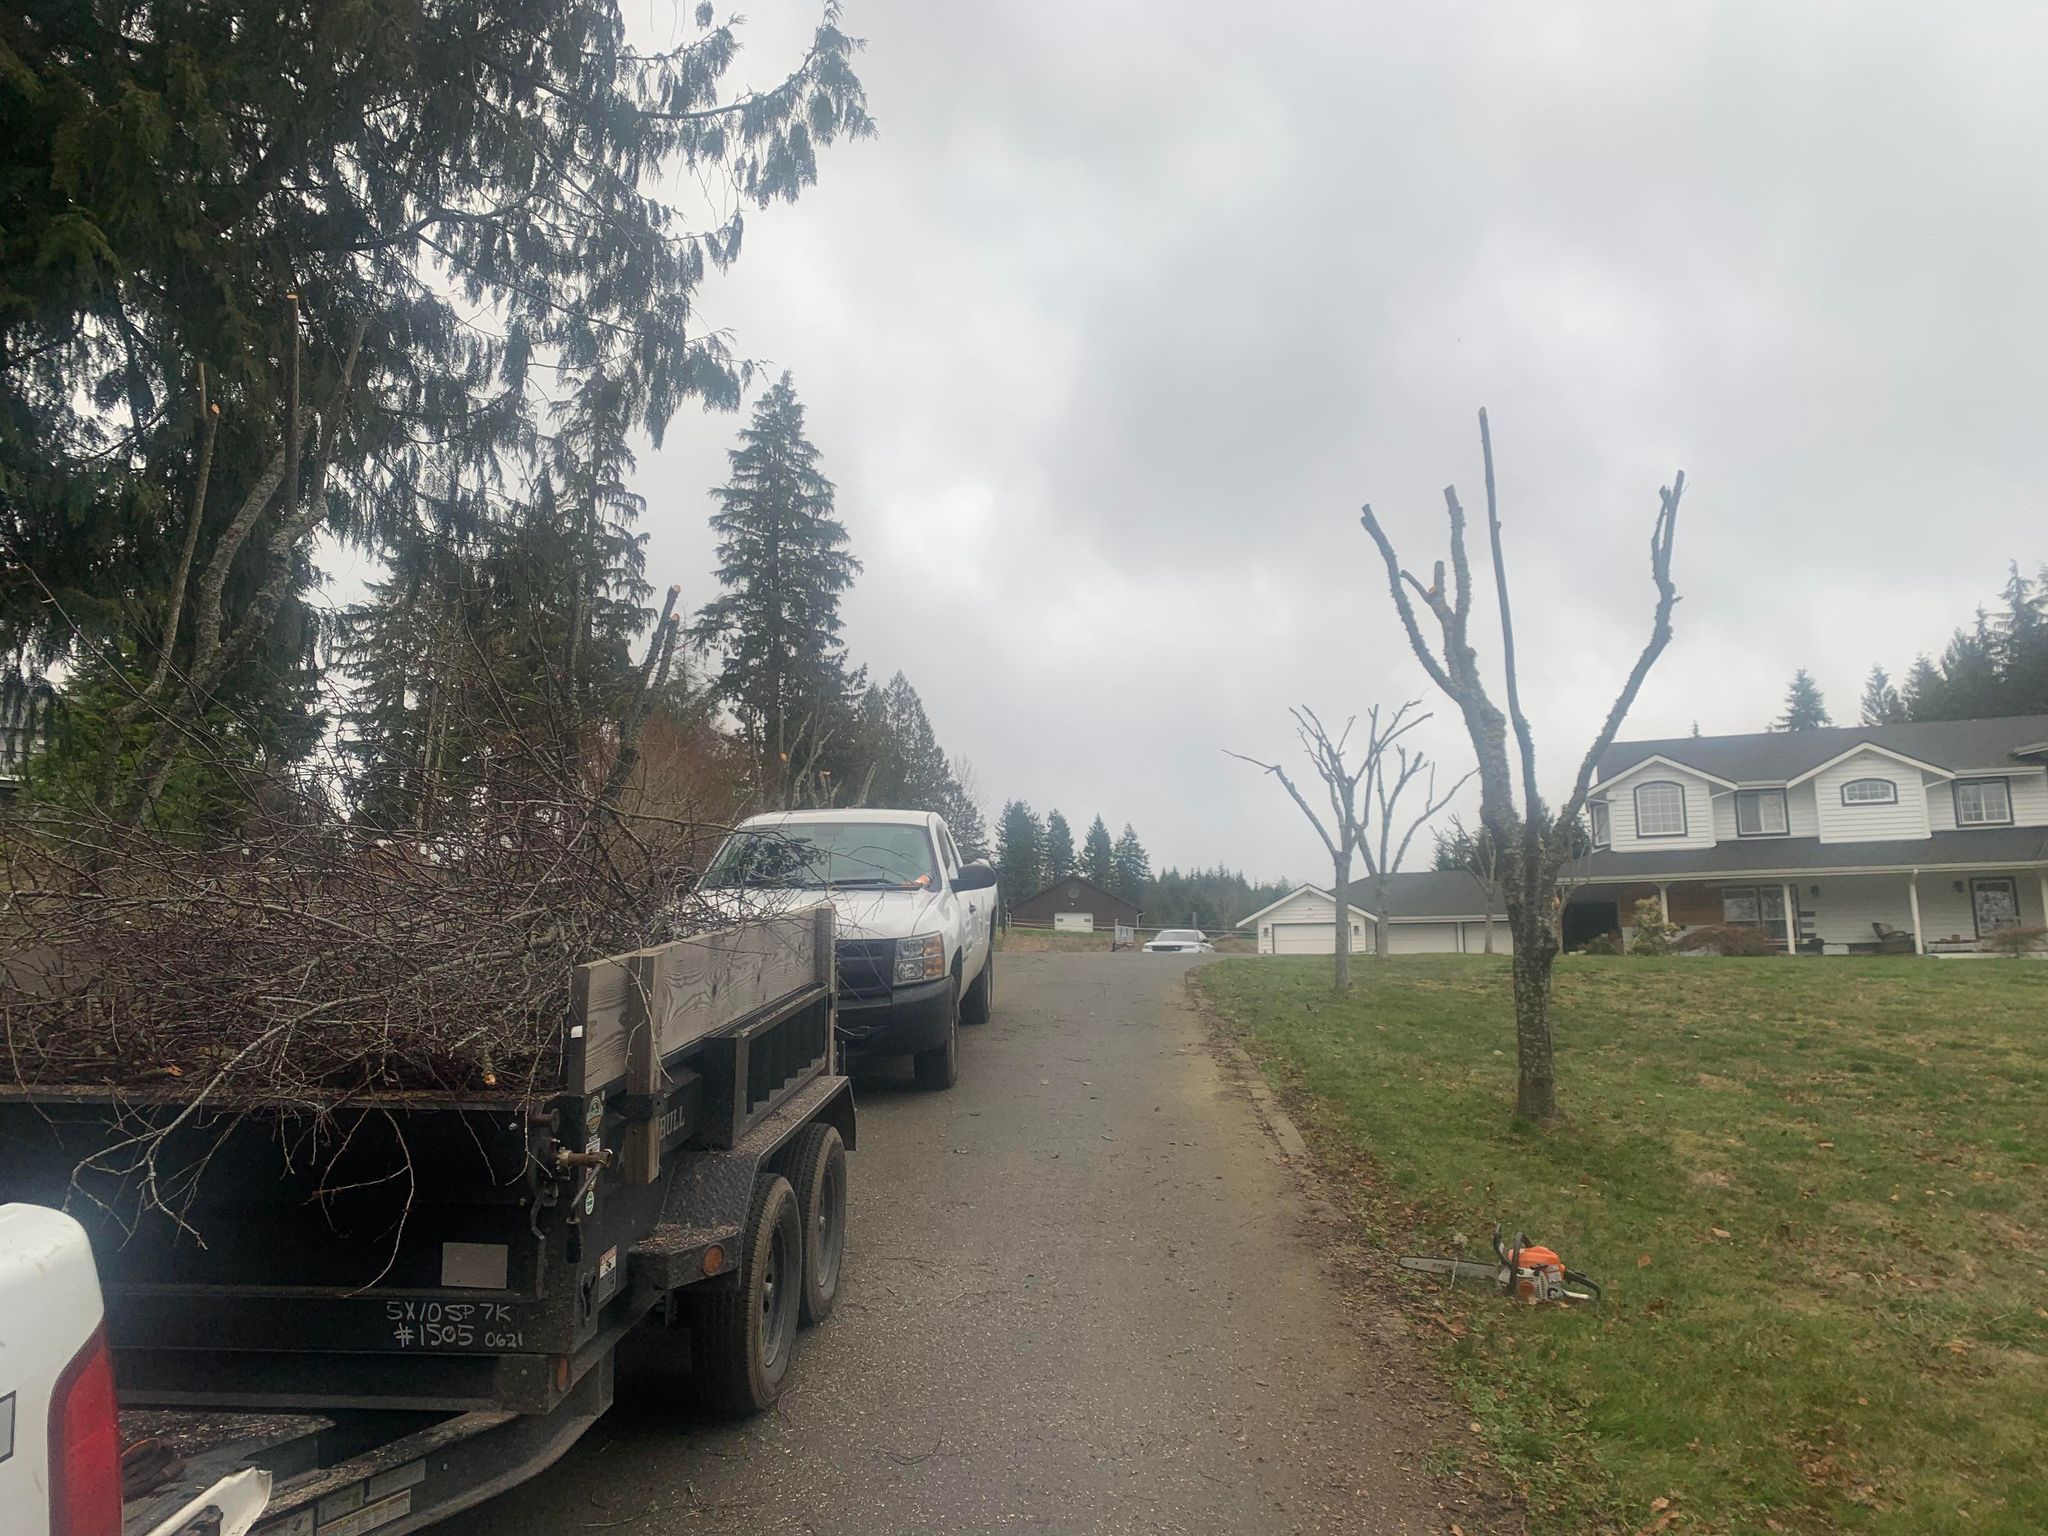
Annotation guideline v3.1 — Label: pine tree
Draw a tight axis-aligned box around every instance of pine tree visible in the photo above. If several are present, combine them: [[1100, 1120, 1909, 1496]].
[[1043, 811, 1077, 882], [1859, 665, 1907, 726], [1902, 654, 1946, 720], [692, 376, 862, 805], [1774, 669, 1831, 730], [1110, 823, 1151, 903], [1082, 815, 1115, 888], [994, 801, 1044, 906]]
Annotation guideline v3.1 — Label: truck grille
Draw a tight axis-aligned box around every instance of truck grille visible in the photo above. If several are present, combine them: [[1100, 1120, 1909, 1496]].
[[834, 938, 893, 1002]]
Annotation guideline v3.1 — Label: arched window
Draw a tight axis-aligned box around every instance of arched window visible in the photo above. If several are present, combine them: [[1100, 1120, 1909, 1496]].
[[1633, 781, 1688, 838], [1841, 778, 1897, 805]]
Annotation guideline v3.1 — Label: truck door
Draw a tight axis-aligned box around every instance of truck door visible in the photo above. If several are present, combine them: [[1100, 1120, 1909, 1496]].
[[938, 822, 988, 979]]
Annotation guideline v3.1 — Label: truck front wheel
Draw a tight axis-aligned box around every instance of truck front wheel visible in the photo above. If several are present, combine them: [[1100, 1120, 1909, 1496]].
[[688, 1173, 802, 1414], [961, 937, 994, 1025], [912, 978, 959, 1091]]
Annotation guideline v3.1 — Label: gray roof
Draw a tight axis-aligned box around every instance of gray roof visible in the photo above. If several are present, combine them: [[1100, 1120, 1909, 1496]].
[[1595, 714, 2048, 786], [1574, 826, 2048, 880]]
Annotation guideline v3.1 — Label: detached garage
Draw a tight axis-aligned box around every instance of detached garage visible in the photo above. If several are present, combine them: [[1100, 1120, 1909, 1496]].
[[1239, 873, 1511, 955]]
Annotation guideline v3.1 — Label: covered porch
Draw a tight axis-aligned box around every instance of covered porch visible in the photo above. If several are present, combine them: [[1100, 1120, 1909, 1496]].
[[1564, 865, 2048, 955]]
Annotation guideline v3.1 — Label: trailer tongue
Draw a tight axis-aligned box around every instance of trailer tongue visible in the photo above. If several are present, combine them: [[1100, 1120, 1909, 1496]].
[[0, 906, 852, 1536]]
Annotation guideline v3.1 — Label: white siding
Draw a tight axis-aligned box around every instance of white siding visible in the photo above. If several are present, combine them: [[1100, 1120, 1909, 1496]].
[[1806, 874, 1918, 950], [1254, 891, 1371, 954], [1928, 767, 2048, 831], [1812, 751, 1932, 843], [1602, 765, 1719, 852], [1709, 783, 1820, 843]]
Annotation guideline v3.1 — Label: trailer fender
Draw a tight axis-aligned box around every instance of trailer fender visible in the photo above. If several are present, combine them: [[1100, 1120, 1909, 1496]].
[[628, 1074, 853, 1295]]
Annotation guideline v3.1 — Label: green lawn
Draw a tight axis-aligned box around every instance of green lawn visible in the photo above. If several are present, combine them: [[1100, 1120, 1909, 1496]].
[[1193, 955, 2048, 1536]]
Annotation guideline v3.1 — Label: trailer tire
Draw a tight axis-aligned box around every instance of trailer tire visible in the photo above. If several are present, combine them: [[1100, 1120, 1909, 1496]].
[[777, 1123, 848, 1326], [912, 978, 959, 1091], [688, 1173, 802, 1415], [961, 937, 994, 1025]]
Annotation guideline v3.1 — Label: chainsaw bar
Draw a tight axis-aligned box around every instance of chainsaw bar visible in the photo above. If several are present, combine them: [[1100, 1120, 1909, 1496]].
[[1396, 1256, 1502, 1283]]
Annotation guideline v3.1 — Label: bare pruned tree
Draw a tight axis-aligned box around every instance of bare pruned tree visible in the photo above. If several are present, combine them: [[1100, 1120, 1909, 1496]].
[[1227, 702, 1471, 990], [1359, 410, 1684, 1121], [1358, 702, 1474, 956], [1227, 707, 1369, 992]]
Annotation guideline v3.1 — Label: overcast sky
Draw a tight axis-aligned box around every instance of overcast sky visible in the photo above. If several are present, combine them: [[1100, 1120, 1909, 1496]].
[[633, 1, 2045, 883]]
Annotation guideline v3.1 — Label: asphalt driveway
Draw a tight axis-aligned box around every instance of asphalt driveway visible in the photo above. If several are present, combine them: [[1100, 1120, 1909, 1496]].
[[440, 950, 1489, 1535]]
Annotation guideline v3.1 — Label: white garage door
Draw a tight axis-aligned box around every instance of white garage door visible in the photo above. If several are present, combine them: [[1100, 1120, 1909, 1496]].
[[1270, 919, 1368, 954], [1461, 920, 1511, 954], [1388, 922, 1462, 954]]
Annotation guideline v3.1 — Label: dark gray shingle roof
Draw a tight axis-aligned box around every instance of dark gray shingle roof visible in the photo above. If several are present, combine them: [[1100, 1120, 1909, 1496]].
[[1595, 714, 2048, 786], [1574, 826, 2048, 879]]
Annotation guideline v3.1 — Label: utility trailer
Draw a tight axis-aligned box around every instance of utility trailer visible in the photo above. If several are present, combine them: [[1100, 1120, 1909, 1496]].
[[0, 905, 853, 1536]]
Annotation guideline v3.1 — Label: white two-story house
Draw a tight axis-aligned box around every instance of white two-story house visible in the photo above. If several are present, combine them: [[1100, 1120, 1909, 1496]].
[[1568, 714, 2048, 954]]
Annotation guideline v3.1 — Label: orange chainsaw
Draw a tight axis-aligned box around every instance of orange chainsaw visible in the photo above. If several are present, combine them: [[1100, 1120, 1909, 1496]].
[[1398, 1224, 1601, 1304]]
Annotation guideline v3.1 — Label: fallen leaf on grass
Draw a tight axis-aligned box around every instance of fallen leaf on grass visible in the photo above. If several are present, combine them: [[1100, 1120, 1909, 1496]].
[[1710, 1227, 1732, 1240], [1638, 1253, 1654, 1269]]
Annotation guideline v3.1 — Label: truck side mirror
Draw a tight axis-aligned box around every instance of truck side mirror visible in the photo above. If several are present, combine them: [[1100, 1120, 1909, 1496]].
[[953, 862, 997, 891]]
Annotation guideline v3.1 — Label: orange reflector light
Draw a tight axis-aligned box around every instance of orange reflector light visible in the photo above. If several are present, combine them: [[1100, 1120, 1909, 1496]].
[[702, 1245, 724, 1276], [554, 1355, 571, 1392]]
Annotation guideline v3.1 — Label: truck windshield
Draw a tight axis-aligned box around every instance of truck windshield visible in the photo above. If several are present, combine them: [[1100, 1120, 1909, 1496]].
[[704, 822, 939, 890]]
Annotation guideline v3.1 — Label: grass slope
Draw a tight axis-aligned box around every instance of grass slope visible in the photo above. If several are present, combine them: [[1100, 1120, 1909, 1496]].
[[1194, 955, 2048, 1535]]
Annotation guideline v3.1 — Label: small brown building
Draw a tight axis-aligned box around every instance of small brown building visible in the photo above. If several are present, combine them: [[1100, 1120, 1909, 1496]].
[[1008, 876, 1141, 930]]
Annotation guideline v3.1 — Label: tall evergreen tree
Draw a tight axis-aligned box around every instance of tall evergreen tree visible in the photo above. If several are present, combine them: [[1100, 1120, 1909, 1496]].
[[692, 375, 861, 805], [1859, 664, 1907, 726], [1110, 823, 1151, 903], [1774, 669, 1831, 730], [1043, 810, 1077, 882], [994, 800, 1044, 907], [0, 3, 870, 816], [1082, 815, 1115, 888], [1902, 654, 1946, 720]]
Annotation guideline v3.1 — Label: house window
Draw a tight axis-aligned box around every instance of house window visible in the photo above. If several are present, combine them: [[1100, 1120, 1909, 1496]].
[[1735, 789, 1788, 837], [1841, 778, 1897, 805], [1954, 778, 2013, 826], [1634, 781, 1688, 838], [1590, 801, 1611, 848], [1971, 877, 2020, 936], [1721, 885, 1787, 938]]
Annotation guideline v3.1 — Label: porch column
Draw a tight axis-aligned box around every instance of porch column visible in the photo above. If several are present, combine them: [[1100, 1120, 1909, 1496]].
[[1657, 883, 1671, 924], [1908, 871, 1925, 955], [2039, 871, 2047, 929], [1782, 881, 1798, 955]]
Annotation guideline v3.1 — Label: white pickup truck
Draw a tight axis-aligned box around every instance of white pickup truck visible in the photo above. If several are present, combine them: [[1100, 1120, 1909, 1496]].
[[1, 1204, 269, 1536], [700, 808, 998, 1089]]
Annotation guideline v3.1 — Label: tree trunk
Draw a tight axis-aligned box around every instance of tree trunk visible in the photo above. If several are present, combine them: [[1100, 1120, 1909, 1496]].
[[1483, 902, 1495, 955], [1373, 871, 1391, 958], [1507, 908, 1559, 1119], [1331, 855, 1352, 994]]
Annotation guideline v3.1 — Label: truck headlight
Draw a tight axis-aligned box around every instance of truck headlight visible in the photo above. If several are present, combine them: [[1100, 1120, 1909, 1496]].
[[894, 933, 945, 984]]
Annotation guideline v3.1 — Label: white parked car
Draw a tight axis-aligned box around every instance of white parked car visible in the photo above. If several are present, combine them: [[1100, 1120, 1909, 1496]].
[[701, 809, 997, 1089], [1, 1203, 270, 1536], [1143, 928, 1214, 953]]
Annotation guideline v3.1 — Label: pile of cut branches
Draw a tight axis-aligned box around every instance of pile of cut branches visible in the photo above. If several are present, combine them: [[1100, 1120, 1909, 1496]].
[[0, 801, 723, 1102]]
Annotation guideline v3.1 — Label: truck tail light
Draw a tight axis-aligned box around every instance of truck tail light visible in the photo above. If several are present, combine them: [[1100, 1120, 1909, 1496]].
[[49, 1324, 123, 1536]]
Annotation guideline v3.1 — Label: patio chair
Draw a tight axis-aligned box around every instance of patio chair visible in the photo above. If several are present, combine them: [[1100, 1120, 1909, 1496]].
[[1871, 921, 1916, 955]]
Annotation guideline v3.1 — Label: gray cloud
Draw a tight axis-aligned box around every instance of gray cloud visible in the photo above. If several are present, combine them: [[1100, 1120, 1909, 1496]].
[[638, 0, 2047, 880]]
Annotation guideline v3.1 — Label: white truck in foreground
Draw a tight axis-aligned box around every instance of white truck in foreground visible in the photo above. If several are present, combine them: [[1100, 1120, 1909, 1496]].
[[1, 1204, 269, 1536], [700, 809, 999, 1089]]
